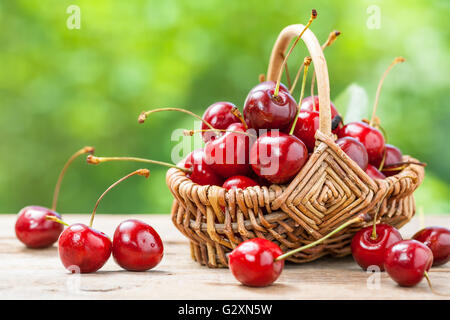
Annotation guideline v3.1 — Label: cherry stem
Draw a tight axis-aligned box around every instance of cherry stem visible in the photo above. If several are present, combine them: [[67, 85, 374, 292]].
[[310, 30, 341, 97], [138, 107, 218, 133], [424, 271, 450, 297], [45, 215, 69, 227], [51, 146, 95, 212], [89, 169, 150, 228], [382, 161, 427, 172], [86, 155, 191, 174], [275, 213, 369, 261], [369, 57, 405, 127], [273, 9, 317, 97], [289, 56, 312, 135], [378, 148, 388, 172], [184, 129, 256, 138], [230, 107, 248, 130]]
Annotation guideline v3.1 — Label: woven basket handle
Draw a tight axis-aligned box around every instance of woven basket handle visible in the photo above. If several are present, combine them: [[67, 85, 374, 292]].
[[266, 24, 332, 137]]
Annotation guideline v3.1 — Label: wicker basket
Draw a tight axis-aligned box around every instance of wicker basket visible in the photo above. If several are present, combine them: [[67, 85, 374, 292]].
[[166, 24, 425, 268]]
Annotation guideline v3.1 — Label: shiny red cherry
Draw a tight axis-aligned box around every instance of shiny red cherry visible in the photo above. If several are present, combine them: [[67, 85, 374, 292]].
[[338, 121, 385, 165], [412, 226, 450, 266], [351, 223, 403, 270], [204, 123, 252, 178], [228, 238, 284, 287], [58, 223, 112, 273], [250, 131, 308, 184], [15, 206, 64, 248], [222, 175, 258, 190], [292, 110, 319, 153], [201, 102, 240, 142], [384, 240, 433, 287], [336, 137, 369, 170], [112, 219, 164, 271], [378, 144, 403, 177], [243, 86, 297, 131], [182, 149, 224, 186], [365, 164, 386, 180], [300, 95, 340, 120]]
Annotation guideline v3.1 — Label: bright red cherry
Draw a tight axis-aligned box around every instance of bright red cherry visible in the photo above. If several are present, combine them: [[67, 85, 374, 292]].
[[228, 238, 284, 287], [201, 102, 241, 142], [222, 175, 258, 190], [58, 223, 112, 273], [365, 164, 386, 180], [300, 95, 340, 120], [413, 227, 450, 266], [204, 123, 253, 178], [243, 86, 297, 131], [15, 146, 94, 249], [112, 219, 164, 271], [351, 223, 403, 271], [336, 137, 369, 170], [250, 131, 308, 184], [182, 149, 224, 185], [292, 110, 319, 153], [338, 121, 385, 165], [15, 206, 63, 249], [384, 240, 433, 287]]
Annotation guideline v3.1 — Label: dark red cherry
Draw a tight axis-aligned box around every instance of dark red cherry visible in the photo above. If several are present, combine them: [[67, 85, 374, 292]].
[[338, 121, 385, 165], [201, 102, 241, 142], [113, 219, 164, 271], [365, 164, 386, 180], [243, 86, 297, 131], [228, 238, 284, 287], [58, 223, 112, 273], [292, 110, 319, 153], [204, 123, 252, 178], [412, 227, 450, 266], [378, 144, 403, 177], [336, 137, 369, 170], [222, 175, 258, 190], [182, 149, 224, 186], [250, 131, 308, 184], [300, 95, 340, 120], [384, 240, 433, 287], [351, 223, 403, 271], [15, 206, 64, 249]]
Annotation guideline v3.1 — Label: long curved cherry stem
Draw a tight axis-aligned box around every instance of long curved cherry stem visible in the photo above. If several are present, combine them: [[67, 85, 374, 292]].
[[86, 155, 191, 174], [309, 30, 341, 98], [273, 9, 317, 97], [89, 169, 150, 228], [424, 272, 450, 296], [51, 146, 95, 211], [184, 129, 256, 139], [45, 215, 69, 227], [369, 57, 405, 127], [138, 107, 218, 133], [230, 107, 248, 130], [275, 213, 370, 261], [289, 56, 312, 135]]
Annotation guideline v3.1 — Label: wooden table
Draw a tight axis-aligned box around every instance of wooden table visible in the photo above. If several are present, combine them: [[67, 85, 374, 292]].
[[1, 214, 448, 300]]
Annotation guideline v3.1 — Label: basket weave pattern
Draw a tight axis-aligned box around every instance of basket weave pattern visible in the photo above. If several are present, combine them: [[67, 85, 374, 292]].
[[166, 24, 425, 268]]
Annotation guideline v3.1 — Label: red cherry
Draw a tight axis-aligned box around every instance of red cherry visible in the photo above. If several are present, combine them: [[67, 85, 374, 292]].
[[15, 206, 64, 248], [222, 175, 258, 190], [292, 110, 319, 153], [378, 144, 403, 177], [58, 223, 112, 273], [112, 219, 164, 271], [204, 123, 253, 178], [182, 149, 224, 186], [250, 131, 308, 184], [338, 121, 385, 165], [412, 227, 450, 266], [384, 240, 433, 287], [201, 102, 241, 142], [365, 164, 386, 180], [248, 81, 289, 95], [243, 87, 297, 131], [351, 223, 403, 271], [336, 137, 369, 170], [300, 95, 340, 120], [228, 238, 284, 287], [14, 146, 94, 249]]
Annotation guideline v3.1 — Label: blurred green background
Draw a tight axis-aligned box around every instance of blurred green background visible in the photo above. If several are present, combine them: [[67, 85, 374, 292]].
[[1, 0, 449, 214]]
